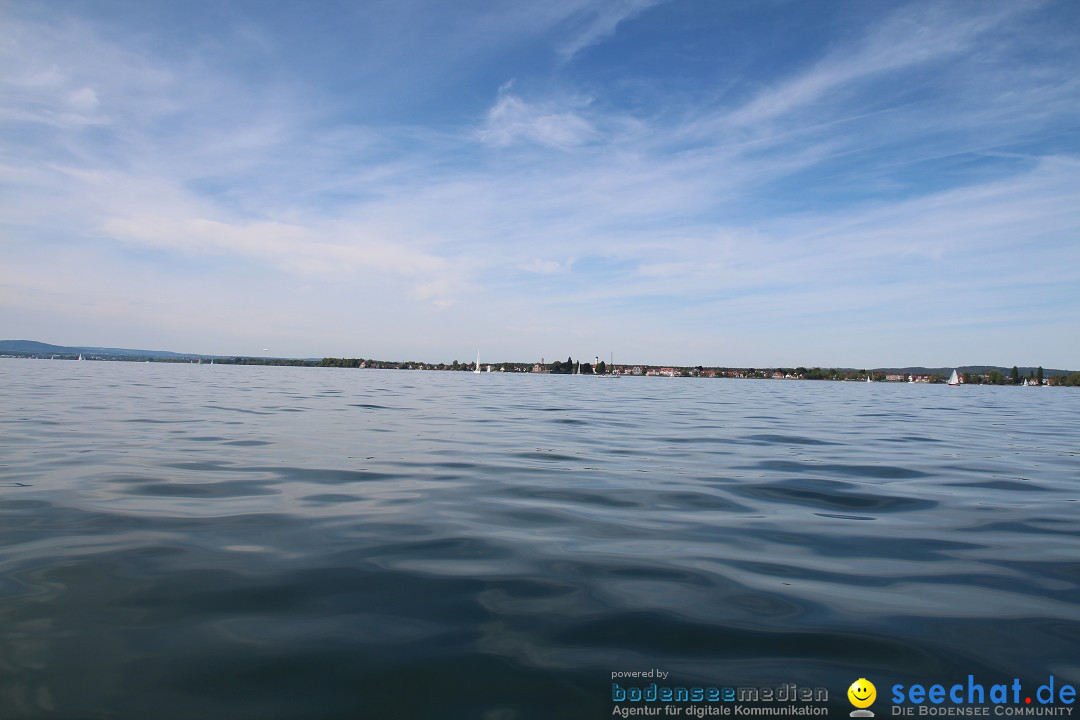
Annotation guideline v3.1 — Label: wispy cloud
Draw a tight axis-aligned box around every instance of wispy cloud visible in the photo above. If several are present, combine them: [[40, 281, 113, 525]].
[[102, 215, 450, 279], [721, 3, 1033, 131], [556, 0, 664, 62], [478, 84, 598, 148]]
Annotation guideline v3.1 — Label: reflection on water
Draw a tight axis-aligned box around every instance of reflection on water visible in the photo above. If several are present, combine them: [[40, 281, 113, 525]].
[[1, 360, 1078, 719]]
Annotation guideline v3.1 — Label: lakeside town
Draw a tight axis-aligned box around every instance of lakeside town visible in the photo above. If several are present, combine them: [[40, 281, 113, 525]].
[[3, 342, 1077, 386], [317, 357, 1075, 386]]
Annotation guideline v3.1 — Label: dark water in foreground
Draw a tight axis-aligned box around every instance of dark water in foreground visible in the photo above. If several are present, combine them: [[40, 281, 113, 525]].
[[1, 359, 1078, 719]]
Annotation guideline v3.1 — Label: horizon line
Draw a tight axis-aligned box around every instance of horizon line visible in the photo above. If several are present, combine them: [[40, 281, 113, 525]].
[[0, 340, 1073, 375]]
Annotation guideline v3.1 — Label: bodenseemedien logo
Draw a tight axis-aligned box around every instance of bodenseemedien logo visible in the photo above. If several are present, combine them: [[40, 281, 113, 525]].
[[849, 678, 877, 717]]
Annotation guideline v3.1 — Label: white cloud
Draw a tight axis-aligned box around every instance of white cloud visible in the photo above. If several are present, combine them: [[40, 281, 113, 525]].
[[478, 88, 597, 148], [67, 87, 99, 112], [102, 212, 459, 294], [520, 259, 570, 275]]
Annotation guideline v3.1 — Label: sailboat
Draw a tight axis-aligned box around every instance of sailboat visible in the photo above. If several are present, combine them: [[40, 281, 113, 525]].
[[866, 372, 872, 383], [598, 352, 619, 378], [77, 354, 83, 361], [947, 369, 961, 386], [473, 351, 481, 374]]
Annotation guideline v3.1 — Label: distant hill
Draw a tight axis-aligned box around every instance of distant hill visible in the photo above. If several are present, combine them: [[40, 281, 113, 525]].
[[0, 340, 206, 359]]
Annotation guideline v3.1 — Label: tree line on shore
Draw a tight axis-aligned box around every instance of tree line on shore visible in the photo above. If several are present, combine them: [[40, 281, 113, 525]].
[[316, 358, 1080, 385], [961, 366, 1080, 386], [8, 352, 1078, 385]]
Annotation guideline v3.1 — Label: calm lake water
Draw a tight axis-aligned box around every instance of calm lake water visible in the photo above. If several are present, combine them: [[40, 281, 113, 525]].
[[1, 359, 1078, 719]]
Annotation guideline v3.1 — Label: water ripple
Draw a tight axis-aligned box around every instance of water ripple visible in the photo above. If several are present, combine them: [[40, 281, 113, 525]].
[[2, 361, 1079, 718]]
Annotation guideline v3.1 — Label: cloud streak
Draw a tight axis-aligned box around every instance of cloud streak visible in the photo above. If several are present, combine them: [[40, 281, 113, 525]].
[[722, 3, 1029, 130], [556, 0, 664, 62]]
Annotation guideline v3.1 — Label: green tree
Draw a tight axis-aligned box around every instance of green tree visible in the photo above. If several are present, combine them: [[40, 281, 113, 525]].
[[1010, 366, 1019, 384], [452, 360, 460, 371], [1037, 366, 1044, 385], [596, 360, 607, 375]]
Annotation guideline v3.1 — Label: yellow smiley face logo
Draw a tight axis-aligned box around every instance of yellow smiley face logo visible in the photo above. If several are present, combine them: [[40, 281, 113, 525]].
[[848, 678, 876, 708]]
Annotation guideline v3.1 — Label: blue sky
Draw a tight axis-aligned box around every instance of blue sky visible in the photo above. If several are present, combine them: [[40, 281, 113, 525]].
[[2, 0, 1078, 367]]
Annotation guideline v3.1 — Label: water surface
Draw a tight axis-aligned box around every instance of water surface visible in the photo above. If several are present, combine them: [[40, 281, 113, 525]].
[[1, 360, 1078, 718]]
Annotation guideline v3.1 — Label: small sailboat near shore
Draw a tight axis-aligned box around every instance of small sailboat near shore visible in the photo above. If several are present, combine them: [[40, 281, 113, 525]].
[[598, 352, 620, 378], [473, 351, 482, 374], [947, 369, 961, 386]]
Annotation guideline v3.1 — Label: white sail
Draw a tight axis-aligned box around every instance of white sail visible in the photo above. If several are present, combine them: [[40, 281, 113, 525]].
[[947, 370, 960, 386], [474, 351, 481, 374]]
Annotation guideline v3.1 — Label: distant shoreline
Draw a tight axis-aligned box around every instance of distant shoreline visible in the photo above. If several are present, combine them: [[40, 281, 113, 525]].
[[3, 345, 1077, 387]]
